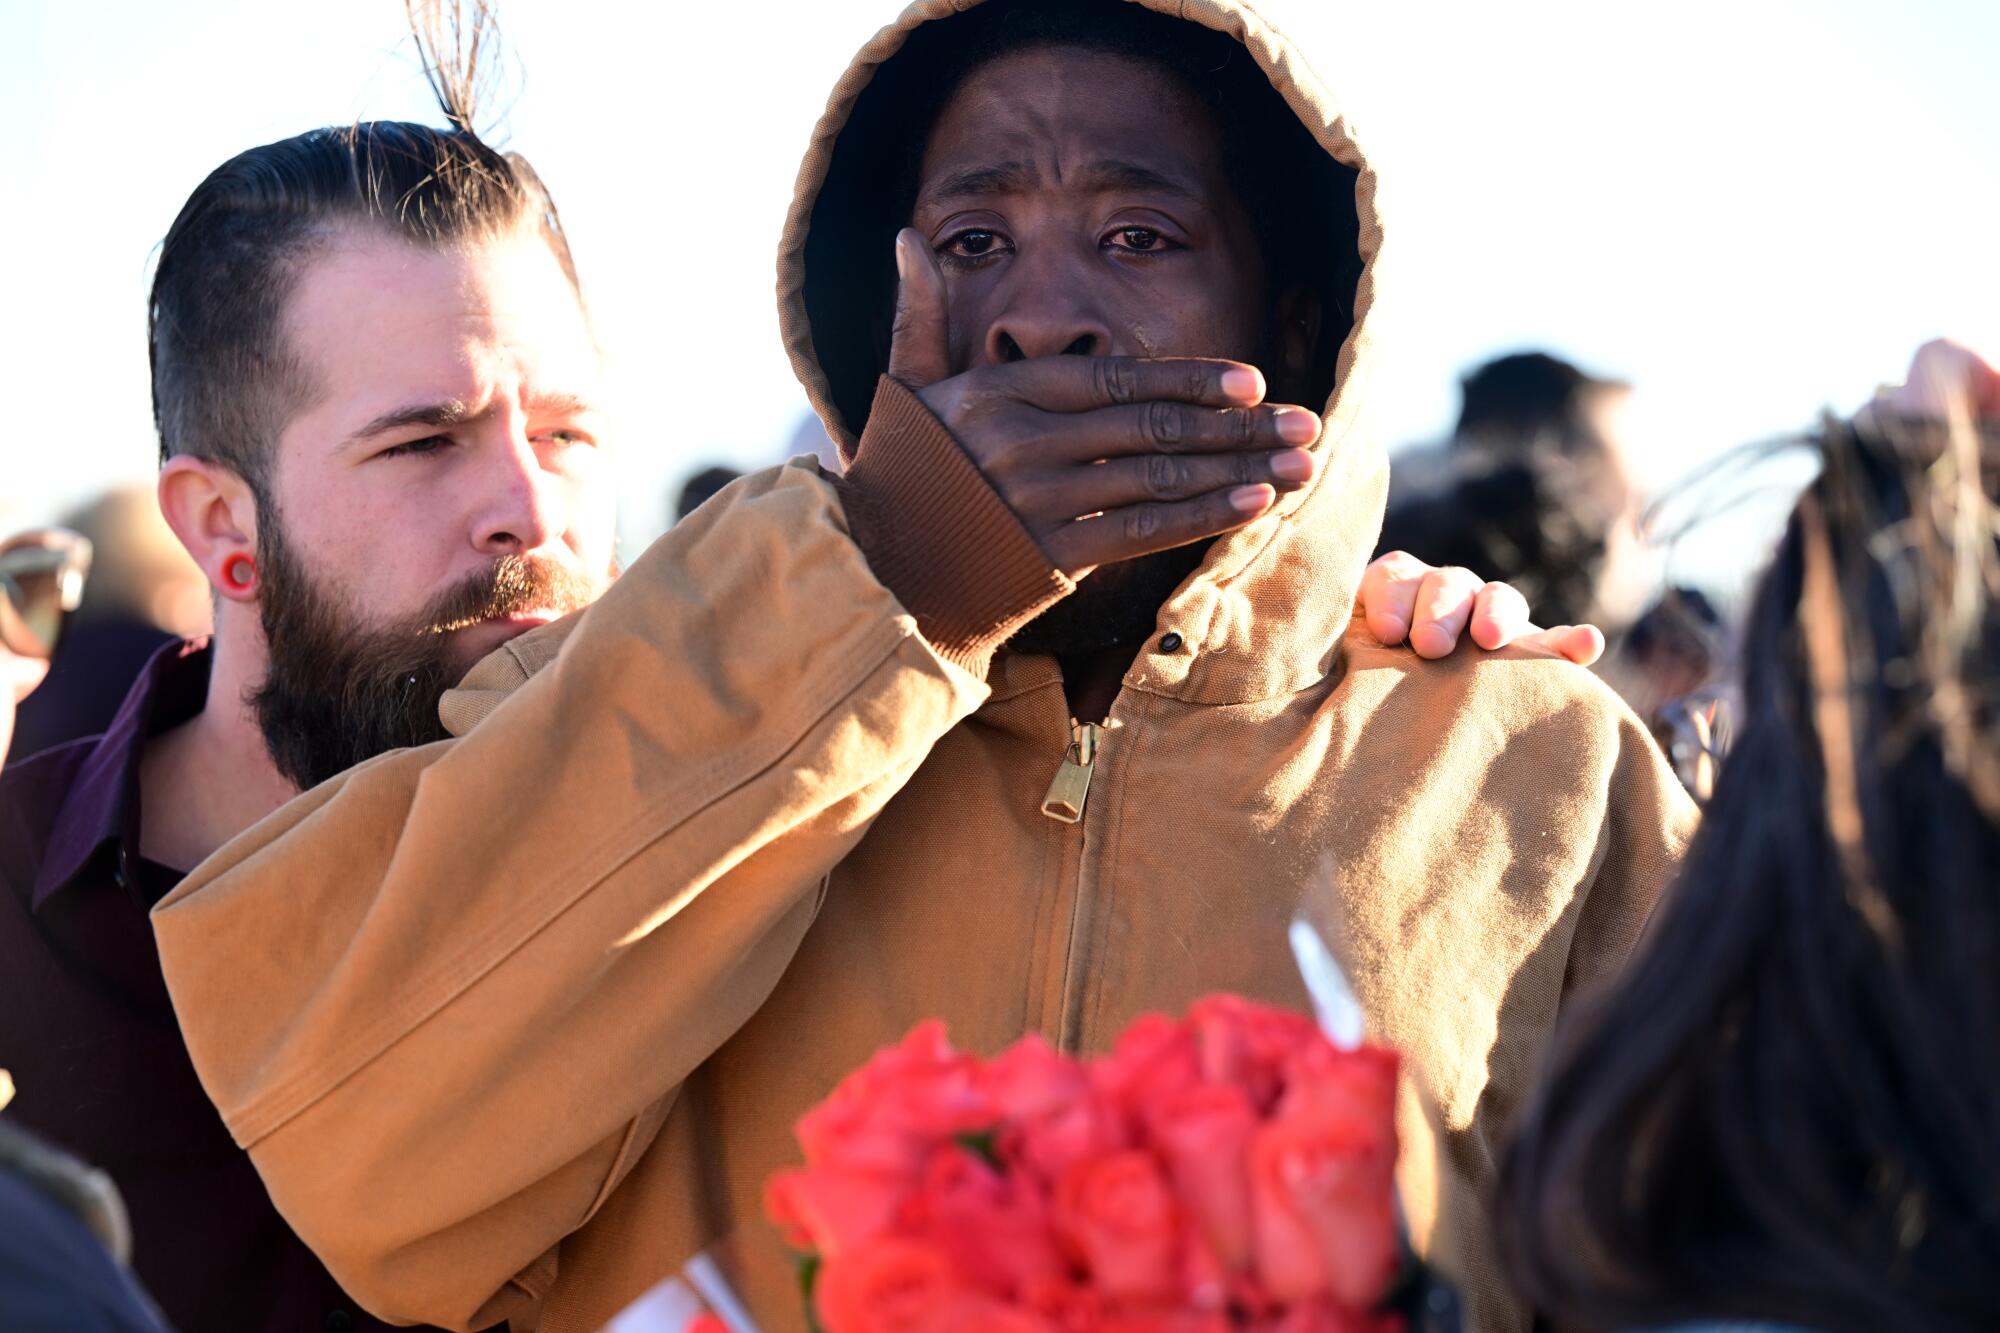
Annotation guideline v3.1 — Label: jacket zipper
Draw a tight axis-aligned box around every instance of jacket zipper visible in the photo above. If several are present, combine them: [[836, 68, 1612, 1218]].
[[1040, 720, 1103, 824]]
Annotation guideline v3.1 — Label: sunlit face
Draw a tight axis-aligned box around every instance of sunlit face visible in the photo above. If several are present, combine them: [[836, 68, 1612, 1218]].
[[913, 47, 1271, 377], [268, 225, 616, 677]]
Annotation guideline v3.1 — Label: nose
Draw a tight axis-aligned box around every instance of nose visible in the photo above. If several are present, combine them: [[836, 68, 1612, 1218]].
[[470, 427, 564, 558], [978, 247, 1113, 365]]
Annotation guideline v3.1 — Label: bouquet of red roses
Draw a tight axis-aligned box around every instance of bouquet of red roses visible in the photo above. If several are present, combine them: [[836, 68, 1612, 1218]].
[[759, 995, 1406, 1333]]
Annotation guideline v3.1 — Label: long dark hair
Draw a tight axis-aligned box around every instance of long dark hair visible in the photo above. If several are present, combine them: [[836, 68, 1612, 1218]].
[[1496, 406, 2000, 1332]]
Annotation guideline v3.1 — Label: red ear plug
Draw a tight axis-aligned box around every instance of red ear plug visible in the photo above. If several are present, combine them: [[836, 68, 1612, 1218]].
[[221, 553, 257, 593]]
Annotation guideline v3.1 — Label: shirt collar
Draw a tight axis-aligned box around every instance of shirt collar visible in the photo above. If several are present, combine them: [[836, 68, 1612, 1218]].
[[31, 638, 211, 911]]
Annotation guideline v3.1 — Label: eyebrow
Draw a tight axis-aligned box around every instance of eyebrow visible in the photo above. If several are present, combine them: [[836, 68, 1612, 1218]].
[[918, 159, 1201, 209], [344, 391, 600, 449]]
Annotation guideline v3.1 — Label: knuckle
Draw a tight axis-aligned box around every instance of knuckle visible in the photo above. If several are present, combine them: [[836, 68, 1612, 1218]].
[[1096, 358, 1139, 406], [987, 425, 1039, 474], [1233, 407, 1260, 448], [1122, 505, 1163, 544], [958, 382, 1002, 419], [1143, 453, 1189, 499], [1143, 400, 1185, 449]]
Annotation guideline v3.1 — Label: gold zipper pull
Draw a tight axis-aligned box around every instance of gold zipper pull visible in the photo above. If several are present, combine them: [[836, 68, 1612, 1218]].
[[1041, 721, 1102, 824]]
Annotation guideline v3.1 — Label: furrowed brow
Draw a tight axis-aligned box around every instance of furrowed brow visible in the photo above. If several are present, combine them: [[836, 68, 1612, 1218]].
[[917, 161, 1037, 209], [345, 400, 475, 448], [1075, 160, 1201, 202]]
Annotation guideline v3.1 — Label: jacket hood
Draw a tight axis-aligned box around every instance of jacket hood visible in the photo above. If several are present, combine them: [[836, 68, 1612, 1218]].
[[777, 0, 1389, 705]]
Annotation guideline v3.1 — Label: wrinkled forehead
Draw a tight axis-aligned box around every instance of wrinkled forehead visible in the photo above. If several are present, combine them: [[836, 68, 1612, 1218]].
[[280, 225, 599, 431], [916, 48, 1233, 215]]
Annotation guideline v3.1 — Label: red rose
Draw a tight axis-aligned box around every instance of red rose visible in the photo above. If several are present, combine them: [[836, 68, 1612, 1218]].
[[1250, 1302, 1406, 1333], [765, 1164, 910, 1256], [1054, 1150, 1183, 1304], [987, 1037, 1130, 1188], [796, 1021, 994, 1178], [679, 1317, 731, 1333], [1090, 1314, 1237, 1333], [814, 1236, 973, 1333], [1187, 996, 1324, 1114], [1249, 1049, 1400, 1308], [898, 1143, 1066, 1298], [1148, 1083, 1258, 1272], [908, 1296, 1062, 1333], [983, 1035, 1084, 1119], [1091, 1014, 1202, 1132]]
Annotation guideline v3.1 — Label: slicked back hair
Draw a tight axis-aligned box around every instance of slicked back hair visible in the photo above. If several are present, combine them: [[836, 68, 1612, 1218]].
[[147, 2, 576, 497]]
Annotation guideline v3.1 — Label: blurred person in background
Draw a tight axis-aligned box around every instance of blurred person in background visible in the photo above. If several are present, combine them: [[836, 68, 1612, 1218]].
[[8, 487, 209, 762], [0, 530, 92, 782], [0, 8, 1561, 1333], [1380, 351, 1742, 794], [1497, 341, 2000, 1333], [1381, 351, 1655, 638], [0, 1105, 168, 1333], [672, 465, 745, 523]]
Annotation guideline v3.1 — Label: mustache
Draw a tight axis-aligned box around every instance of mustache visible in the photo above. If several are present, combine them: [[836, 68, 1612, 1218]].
[[411, 554, 599, 638]]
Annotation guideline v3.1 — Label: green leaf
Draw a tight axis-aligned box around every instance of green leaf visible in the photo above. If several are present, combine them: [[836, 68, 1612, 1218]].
[[793, 1250, 824, 1333], [954, 1128, 1003, 1168]]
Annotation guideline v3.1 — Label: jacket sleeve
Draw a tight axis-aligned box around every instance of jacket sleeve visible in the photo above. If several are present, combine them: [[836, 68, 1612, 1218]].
[[1562, 702, 1701, 1003], [152, 383, 1069, 1331]]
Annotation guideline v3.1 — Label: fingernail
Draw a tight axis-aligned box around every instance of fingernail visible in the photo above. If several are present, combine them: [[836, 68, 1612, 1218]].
[[1221, 367, 1263, 401], [1229, 484, 1275, 514], [894, 233, 909, 281], [1270, 448, 1314, 482], [1275, 410, 1319, 445], [1411, 625, 1452, 658]]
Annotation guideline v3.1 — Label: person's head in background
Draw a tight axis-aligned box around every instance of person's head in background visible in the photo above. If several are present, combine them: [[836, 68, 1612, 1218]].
[[672, 466, 744, 524], [150, 8, 613, 791], [6, 488, 212, 759], [1496, 355, 2000, 1332], [1387, 350, 1654, 630], [57, 488, 211, 643]]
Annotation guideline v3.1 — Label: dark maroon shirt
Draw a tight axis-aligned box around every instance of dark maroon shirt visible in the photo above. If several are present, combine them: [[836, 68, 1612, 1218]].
[[0, 641, 441, 1333]]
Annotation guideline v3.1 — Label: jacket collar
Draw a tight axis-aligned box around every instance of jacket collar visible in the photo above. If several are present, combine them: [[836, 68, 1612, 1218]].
[[31, 639, 211, 910]]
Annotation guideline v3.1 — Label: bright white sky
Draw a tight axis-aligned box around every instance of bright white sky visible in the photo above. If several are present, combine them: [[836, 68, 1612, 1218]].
[[5, 0, 1997, 597]]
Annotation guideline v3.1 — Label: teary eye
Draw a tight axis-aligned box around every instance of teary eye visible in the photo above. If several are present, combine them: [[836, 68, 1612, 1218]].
[[1106, 227, 1164, 252], [944, 229, 1002, 257]]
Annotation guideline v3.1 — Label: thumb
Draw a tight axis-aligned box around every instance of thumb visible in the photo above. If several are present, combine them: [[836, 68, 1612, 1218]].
[[887, 228, 952, 389]]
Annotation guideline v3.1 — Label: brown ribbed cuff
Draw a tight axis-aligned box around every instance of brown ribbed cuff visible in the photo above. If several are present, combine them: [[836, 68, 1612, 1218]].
[[837, 376, 1073, 676]]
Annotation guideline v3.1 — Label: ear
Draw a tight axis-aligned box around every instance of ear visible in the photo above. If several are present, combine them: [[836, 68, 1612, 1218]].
[[158, 456, 261, 605], [1272, 286, 1324, 406]]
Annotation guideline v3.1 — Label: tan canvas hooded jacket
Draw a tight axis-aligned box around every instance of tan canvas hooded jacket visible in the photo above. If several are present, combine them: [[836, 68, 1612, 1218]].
[[153, 4, 1697, 1331]]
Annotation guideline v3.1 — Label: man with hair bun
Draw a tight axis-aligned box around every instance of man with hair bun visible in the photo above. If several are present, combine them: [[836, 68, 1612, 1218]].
[[0, 20, 608, 1329]]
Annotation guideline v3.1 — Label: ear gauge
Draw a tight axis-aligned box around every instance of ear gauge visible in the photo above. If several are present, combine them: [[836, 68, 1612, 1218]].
[[220, 553, 258, 594]]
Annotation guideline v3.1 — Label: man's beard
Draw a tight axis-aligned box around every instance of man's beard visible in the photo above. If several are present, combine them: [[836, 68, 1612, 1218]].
[[252, 520, 597, 791], [1006, 539, 1213, 658]]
